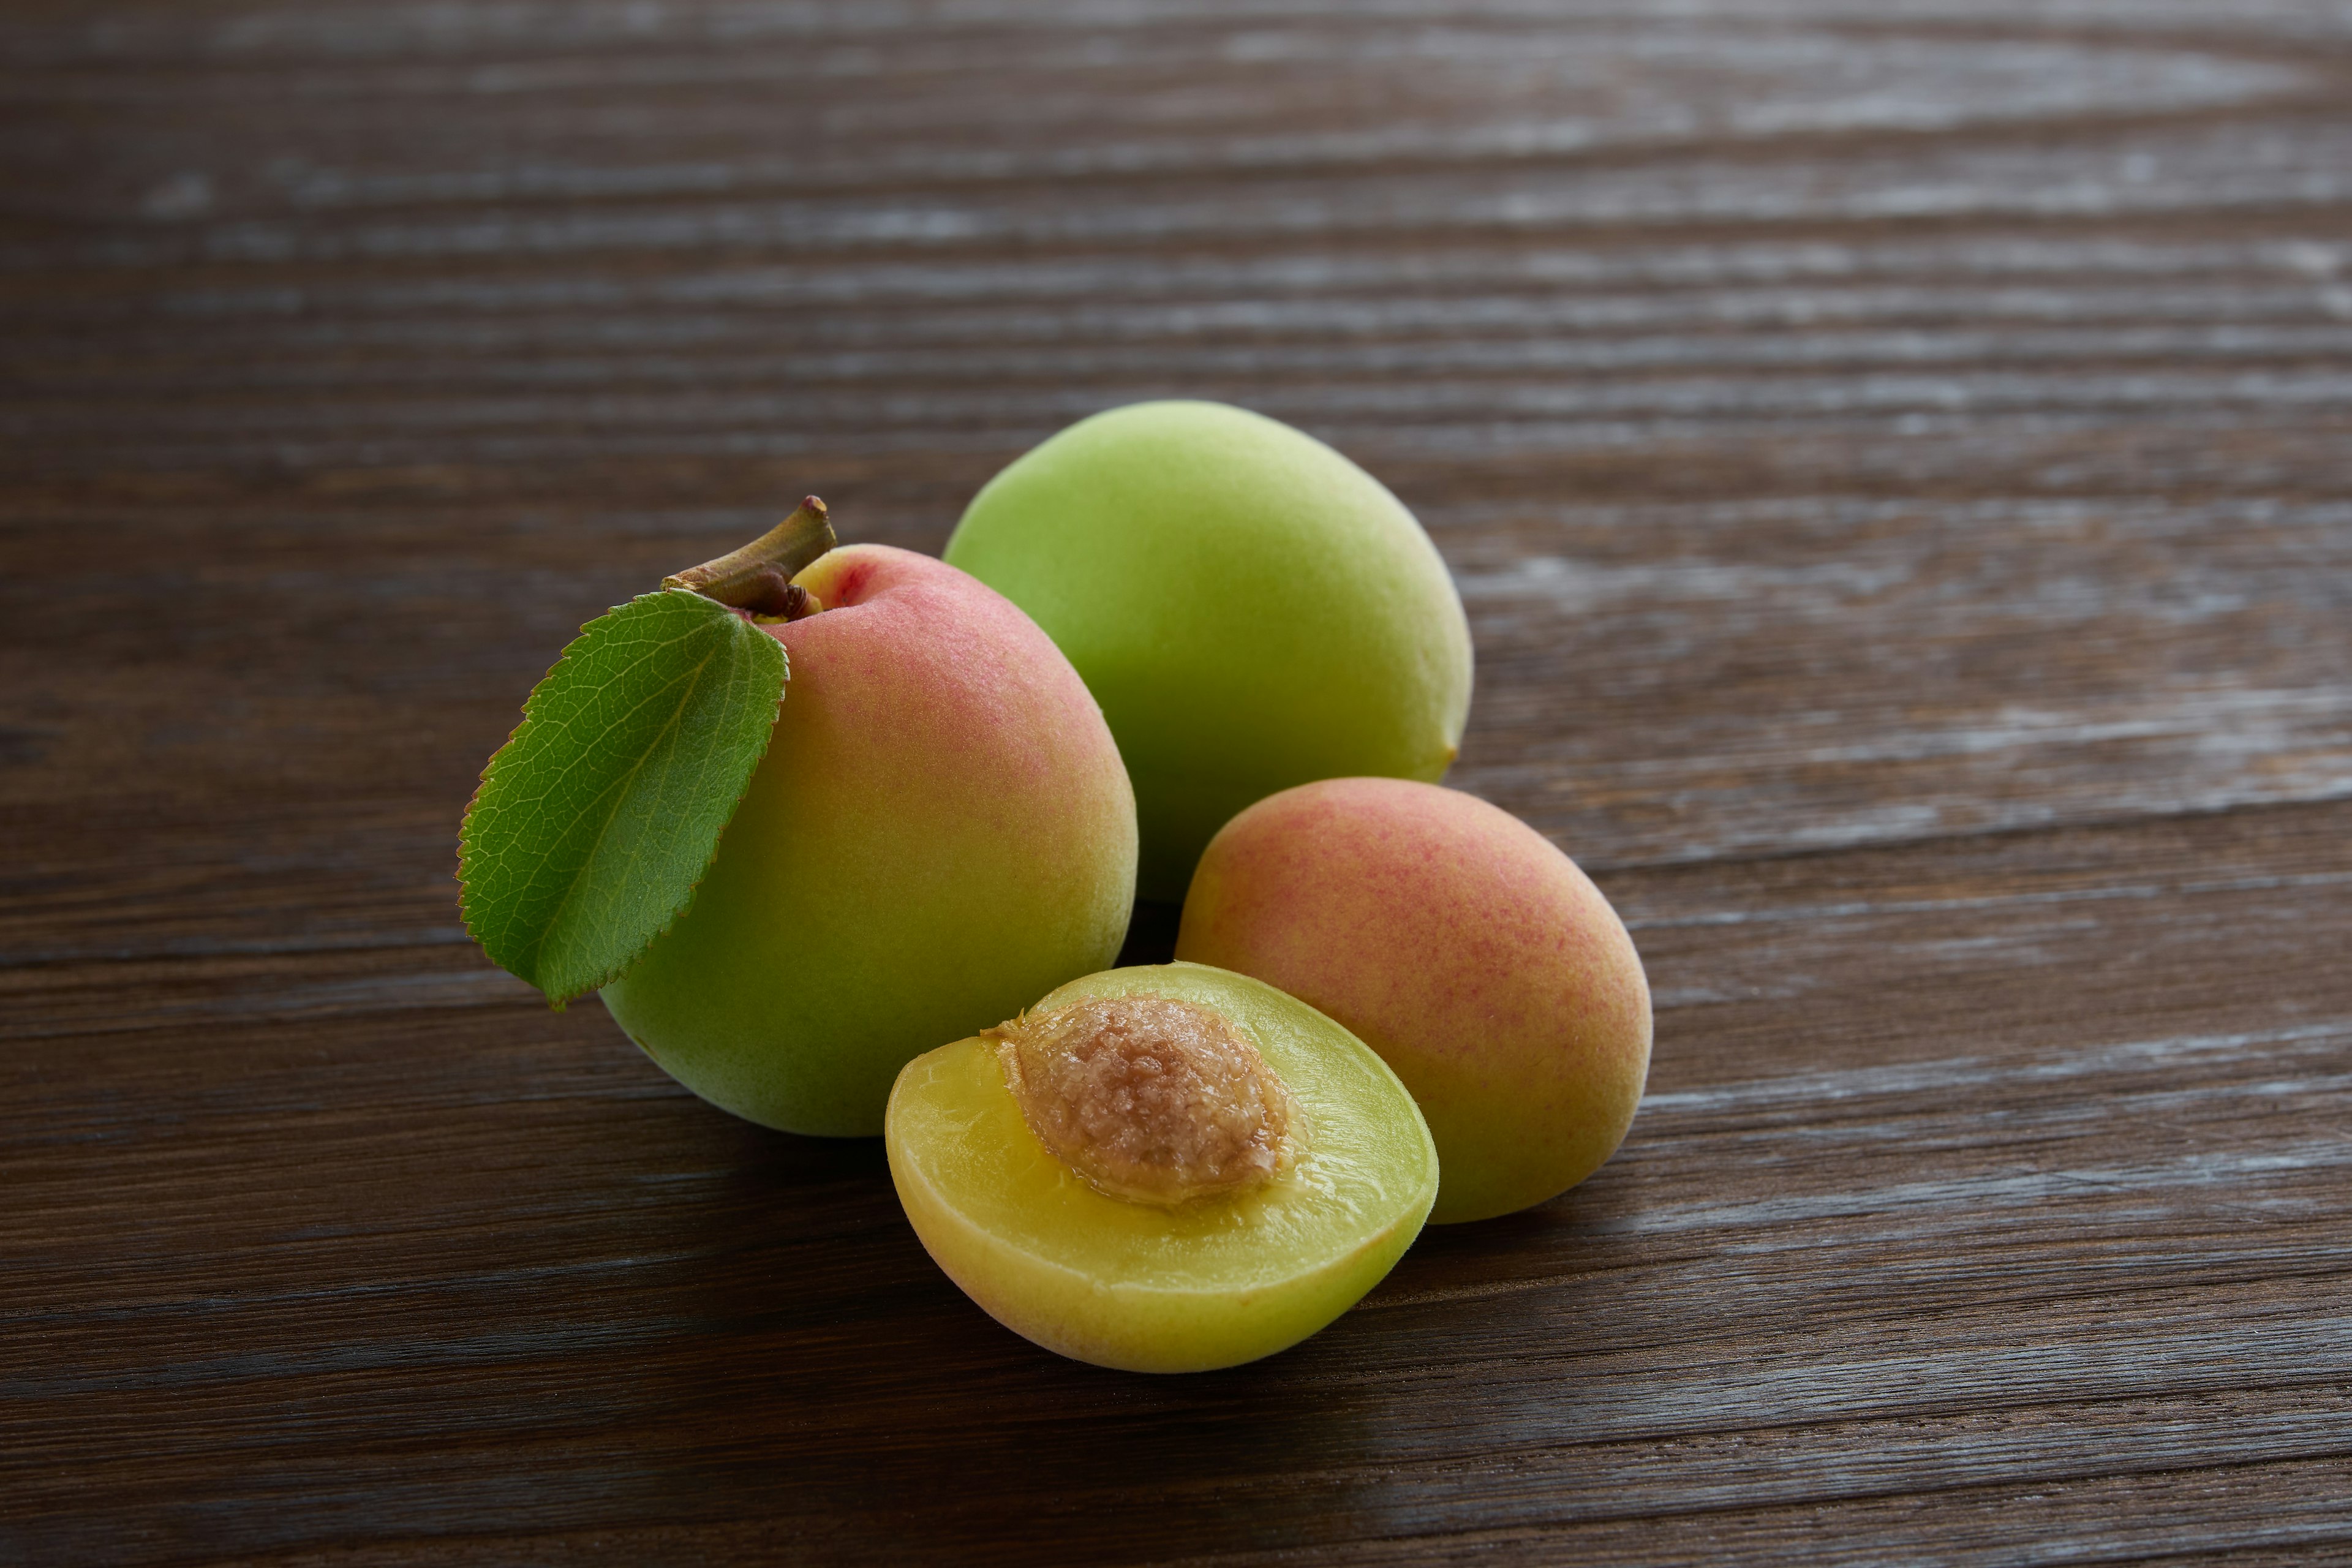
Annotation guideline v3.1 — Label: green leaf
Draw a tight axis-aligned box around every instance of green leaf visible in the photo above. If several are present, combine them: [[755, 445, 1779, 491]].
[[459, 589, 787, 1003]]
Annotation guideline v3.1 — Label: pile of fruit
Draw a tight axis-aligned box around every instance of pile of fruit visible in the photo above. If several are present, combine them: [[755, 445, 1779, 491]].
[[460, 401, 1651, 1373]]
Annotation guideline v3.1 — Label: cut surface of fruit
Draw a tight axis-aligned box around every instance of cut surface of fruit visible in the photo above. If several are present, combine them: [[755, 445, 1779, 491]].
[[886, 963, 1437, 1373]]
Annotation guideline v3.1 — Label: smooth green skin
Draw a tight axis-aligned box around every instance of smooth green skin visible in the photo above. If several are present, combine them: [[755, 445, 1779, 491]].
[[944, 401, 1473, 902], [1176, 779, 1652, 1224], [601, 546, 1138, 1137], [886, 963, 1439, 1373]]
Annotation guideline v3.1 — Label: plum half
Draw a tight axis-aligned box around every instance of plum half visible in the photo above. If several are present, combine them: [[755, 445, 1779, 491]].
[[884, 962, 1438, 1373]]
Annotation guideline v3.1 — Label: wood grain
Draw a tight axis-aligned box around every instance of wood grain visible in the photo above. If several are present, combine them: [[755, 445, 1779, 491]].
[[4, 2, 2350, 1562]]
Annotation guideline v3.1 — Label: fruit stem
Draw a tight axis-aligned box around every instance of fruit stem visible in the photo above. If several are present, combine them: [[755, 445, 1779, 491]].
[[663, 497, 837, 620]]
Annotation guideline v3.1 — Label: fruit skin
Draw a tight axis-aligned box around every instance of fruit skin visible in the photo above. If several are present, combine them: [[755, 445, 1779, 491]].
[[1174, 779, 1650, 1224], [886, 963, 1438, 1373], [600, 545, 1137, 1137], [944, 401, 1472, 902]]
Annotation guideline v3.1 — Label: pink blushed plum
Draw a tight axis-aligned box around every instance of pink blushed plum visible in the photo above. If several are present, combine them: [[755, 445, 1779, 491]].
[[1174, 778, 1650, 1223], [601, 545, 1137, 1137]]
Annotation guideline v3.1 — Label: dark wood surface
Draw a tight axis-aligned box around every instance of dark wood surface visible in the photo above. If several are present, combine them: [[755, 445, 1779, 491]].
[[7, 2, 2351, 1562]]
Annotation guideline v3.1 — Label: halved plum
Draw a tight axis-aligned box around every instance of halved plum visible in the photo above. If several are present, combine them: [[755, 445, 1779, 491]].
[[884, 962, 1438, 1373]]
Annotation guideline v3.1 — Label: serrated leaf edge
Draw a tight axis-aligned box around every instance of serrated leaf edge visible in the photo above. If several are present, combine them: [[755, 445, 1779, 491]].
[[457, 589, 788, 1006], [530, 635, 747, 1000]]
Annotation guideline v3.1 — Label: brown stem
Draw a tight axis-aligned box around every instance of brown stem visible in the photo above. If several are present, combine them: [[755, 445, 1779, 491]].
[[663, 497, 836, 620]]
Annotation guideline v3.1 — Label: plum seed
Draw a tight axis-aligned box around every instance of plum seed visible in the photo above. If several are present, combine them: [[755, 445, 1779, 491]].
[[988, 996, 1293, 1205]]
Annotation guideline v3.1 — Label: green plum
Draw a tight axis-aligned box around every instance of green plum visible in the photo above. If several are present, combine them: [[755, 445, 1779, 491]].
[[944, 401, 1473, 901], [600, 545, 1137, 1137]]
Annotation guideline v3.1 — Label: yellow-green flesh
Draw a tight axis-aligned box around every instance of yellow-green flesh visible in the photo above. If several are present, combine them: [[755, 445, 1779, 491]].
[[885, 963, 1438, 1373]]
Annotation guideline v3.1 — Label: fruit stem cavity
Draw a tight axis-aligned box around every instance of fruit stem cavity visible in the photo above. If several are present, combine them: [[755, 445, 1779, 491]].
[[664, 496, 837, 621]]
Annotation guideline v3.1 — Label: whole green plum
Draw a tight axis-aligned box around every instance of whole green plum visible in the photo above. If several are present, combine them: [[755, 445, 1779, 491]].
[[943, 401, 1473, 902], [600, 545, 1137, 1137]]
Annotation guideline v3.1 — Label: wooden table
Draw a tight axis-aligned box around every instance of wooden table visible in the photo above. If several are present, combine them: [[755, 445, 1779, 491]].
[[7, 3, 2350, 1561]]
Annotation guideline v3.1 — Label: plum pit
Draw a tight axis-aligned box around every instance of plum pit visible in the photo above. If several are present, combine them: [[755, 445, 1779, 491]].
[[989, 996, 1293, 1205]]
